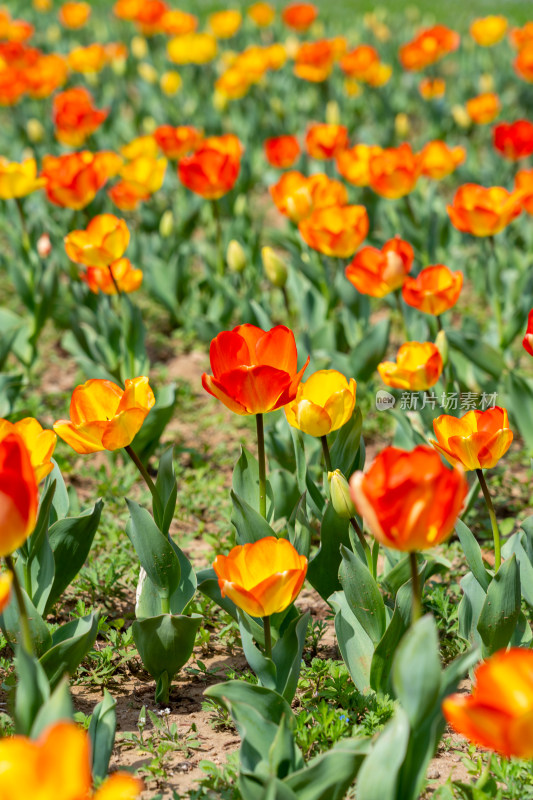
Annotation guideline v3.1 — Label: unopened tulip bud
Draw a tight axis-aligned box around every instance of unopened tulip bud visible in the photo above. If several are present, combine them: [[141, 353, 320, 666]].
[[138, 62, 158, 84], [479, 73, 494, 93], [213, 90, 228, 112], [233, 194, 247, 216], [326, 100, 340, 125], [141, 116, 156, 134], [131, 36, 148, 59], [46, 24, 60, 43], [159, 210, 174, 238], [452, 104, 471, 128], [160, 70, 182, 96], [395, 112, 410, 138], [435, 328, 449, 365], [111, 58, 127, 77], [284, 36, 300, 59], [328, 470, 356, 519], [262, 246, 288, 288], [227, 240, 246, 272], [37, 233, 52, 258], [269, 97, 284, 117], [27, 119, 45, 143]]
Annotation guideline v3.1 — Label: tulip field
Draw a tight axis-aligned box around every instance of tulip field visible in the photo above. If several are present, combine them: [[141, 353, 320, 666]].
[[2, 0, 533, 798]]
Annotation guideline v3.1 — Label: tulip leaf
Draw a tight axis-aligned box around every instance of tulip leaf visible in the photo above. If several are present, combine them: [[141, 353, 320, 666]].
[[231, 490, 277, 545], [238, 611, 278, 691], [233, 447, 275, 522], [502, 532, 533, 607], [283, 738, 370, 800], [477, 554, 521, 657], [14, 646, 51, 736], [88, 689, 117, 783], [505, 372, 533, 453], [339, 545, 386, 644], [446, 330, 504, 379], [271, 611, 310, 703], [458, 571, 486, 648], [329, 591, 373, 693], [126, 499, 181, 601], [39, 612, 100, 688], [30, 678, 73, 739], [287, 493, 312, 559], [307, 504, 350, 601], [131, 382, 177, 461], [329, 408, 363, 477], [154, 446, 177, 536], [455, 519, 492, 592], [392, 615, 441, 728], [350, 318, 391, 383], [369, 582, 412, 694], [356, 707, 410, 800], [0, 586, 51, 657]]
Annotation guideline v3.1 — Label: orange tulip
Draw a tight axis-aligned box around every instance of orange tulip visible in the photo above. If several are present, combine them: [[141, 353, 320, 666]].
[[470, 15, 508, 47], [0, 418, 56, 483], [349, 445, 468, 552], [340, 44, 378, 79], [120, 135, 158, 161], [179, 143, 240, 200], [345, 236, 413, 298], [447, 184, 522, 237], [59, 1, 91, 28], [270, 171, 347, 223], [68, 43, 108, 74], [443, 648, 533, 758], [336, 144, 382, 187], [0, 571, 12, 613], [54, 377, 155, 454], [134, 0, 168, 35], [516, 48, 533, 87], [25, 53, 68, 99], [305, 123, 349, 160], [430, 407, 513, 471], [510, 22, 533, 51], [167, 32, 217, 65], [299, 204, 369, 258], [378, 341, 443, 391], [41, 151, 121, 209], [419, 141, 466, 180], [294, 39, 338, 83], [113, 0, 144, 20], [209, 10, 241, 39], [285, 369, 356, 437], [0, 157, 46, 199], [523, 309, 533, 357], [402, 265, 463, 316], [281, 2, 317, 31], [515, 168, 533, 215], [369, 143, 420, 199], [215, 68, 252, 101], [213, 537, 307, 618], [493, 120, 533, 160], [419, 77, 446, 100], [0, 433, 38, 557], [154, 125, 203, 160], [81, 258, 143, 295], [65, 215, 130, 268], [399, 25, 460, 71], [160, 9, 197, 36], [248, 2, 275, 27], [466, 92, 500, 124], [264, 135, 300, 169], [202, 324, 309, 416], [109, 156, 166, 209], [53, 88, 108, 147], [0, 720, 142, 799]]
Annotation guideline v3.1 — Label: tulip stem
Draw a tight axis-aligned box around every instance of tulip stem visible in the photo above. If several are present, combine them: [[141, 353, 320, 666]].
[[5, 556, 33, 655], [394, 291, 409, 340], [476, 468, 502, 572], [212, 199, 224, 276], [256, 413, 267, 518], [263, 615, 272, 659], [488, 237, 504, 348], [107, 264, 123, 297], [409, 551, 422, 624], [321, 435, 333, 472], [15, 197, 30, 253], [349, 517, 375, 577], [124, 445, 163, 521]]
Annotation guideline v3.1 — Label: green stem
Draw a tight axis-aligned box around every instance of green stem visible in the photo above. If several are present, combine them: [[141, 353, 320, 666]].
[[321, 435, 333, 472], [5, 556, 33, 654], [349, 517, 375, 577], [107, 263, 123, 297], [124, 445, 163, 523], [476, 468, 501, 572], [409, 551, 422, 624], [488, 237, 504, 348], [403, 194, 418, 228], [15, 197, 30, 253], [212, 199, 224, 276], [263, 615, 272, 659], [395, 290, 409, 340], [160, 595, 170, 615], [256, 413, 267, 519], [475, 753, 493, 791]]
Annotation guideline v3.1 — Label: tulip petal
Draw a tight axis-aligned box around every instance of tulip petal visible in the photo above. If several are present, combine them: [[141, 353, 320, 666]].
[[93, 772, 142, 800], [201, 373, 249, 415], [217, 365, 293, 415], [69, 379, 123, 424], [255, 325, 297, 374], [53, 420, 107, 454]]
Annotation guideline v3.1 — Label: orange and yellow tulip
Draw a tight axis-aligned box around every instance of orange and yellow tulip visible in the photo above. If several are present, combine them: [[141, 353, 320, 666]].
[[399, 24, 460, 71], [285, 369, 356, 437], [264, 135, 300, 169], [25, 53, 68, 99], [515, 168, 533, 214], [281, 2, 317, 31], [299, 204, 369, 258], [0, 157, 46, 199], [305, 123, 349, 160], [0, 418, 56, 483], [419, 141, 466, 180], [0, 571, 12, 613], [368, 143, 420, 199], [419, 77, 446, 100], [59, 1, 91, 28], [336, 144, 382, 187], [523, 309, 533, 357], [65, 214, 130, 268], [466, 92, 501, 124], [430, 407, 513, 471], [213, 536, 307, 618], [340, 44, 378, 79], [81, 258, 143, 295], [0, 433, 38, 557], [41, 151, 122, 209], [0, 720, 142, 799], [294, 39, 339, 83], [378, 342, 443, 391], [470, 15, 508, 47], [345, 236, 413, 298], [54, 377, 155, 454], [179, 142, 240, 200], [248, 2, 275, 27], [154, 125, 203, 160], [53, 87, 108, 147], [160, 9, 197, 36], [109, 156, 167, 209], [202, 324, 309, 416], [270, 171, 347, 223], [167, 32, 217, 65], [402, 265, 463, 316], [447, 184, 522, 236], [443, 648, 533, 758], [68, 43, 108, 74], [515, 44, 533, 82], [349, 445, 467, 552], [209, 9, 242, 38]]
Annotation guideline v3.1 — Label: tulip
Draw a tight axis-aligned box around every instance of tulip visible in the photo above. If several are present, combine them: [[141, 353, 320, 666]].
[[59, 1, 91, 28], [167, 32, 217, 65], [264, 135, 300, 169], [133, 0, 167, 35], [470, 15, 508, 46], [430, 407, 513, 472], [328, 470, 357, 520], [0, 157, 46, 199], [248, 2, 275, 26], [179, 144, 240, 200], [299, 204, 369, 258], [0, 418, 56, 483], [0, 433, 38, 558], [378, 341, 443, 391], [120, 155, 167, 196], [523, 309, 533, 356], [294, 40, 338, 83], [345, 236, 413, 298], [510, 22, 533, 51], [202, 324, 309, 417], [419, 141, 466, 180], [493, 120, 533, 160], [419, 77, 446, 100], [285, 369, 356, 437], [368, 143, 420, 199], [305, 123, 349, 160], [41, 151, 122, 209], [154, 125, 203, 160], [227, 240, 247, 273], [281, 2, 318, 31], [447, 184, 522, 237], [262, 246, 288, 287], [68, 43, 108, 74], [270, 171, 347, 223], [81, 258, 143, 295], [340, 45, 379, 79], [121, 135, 159, 160], [160, 9, 197, 35], [515, 45, 533, 82], [515, 169, 533, 215], [0, 720, 142, 799], [54, 377, 155, 454], [209, 9, 241, 38], [64, 214, 130, 268], [443, 648, 533, 758], [37, 233, 52, 258], [401, 265, 463, 316], [399, 24, 460, 71], [53, 87, 108, 146], [466, 92, 501, 125], [213, 536, 307, 637], [0, 571, 12, 613], [336, 144, 382, 187]]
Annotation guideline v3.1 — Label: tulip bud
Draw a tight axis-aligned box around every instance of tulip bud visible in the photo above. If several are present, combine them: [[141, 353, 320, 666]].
[[452, 104, 471, 128], [284, 36, 300, 59], [344, 78, 362, 97], [131, 36, 148, 59], [269, 96, 284, 117], [479, 73, 494, 93], [46, 24, 61, 43], [159, 210, 174, 238], [328, 470, 357, 519], [138, 62, 158, 84], [233, 194, 247, 216], [213, 90, 228, 112], [141, 116, 156, 134], [111, 58, 127, 77], [435, 328, 449, 365], [227, 240, 246, 272], [160, 70, 182, 96], [27, 118, 45, 143], [262, 246, 288, 288], [395, 112, 410, 138], [326, 100, 340, 125], [37, 233, 52, 259], [33, 0, 51, 11]]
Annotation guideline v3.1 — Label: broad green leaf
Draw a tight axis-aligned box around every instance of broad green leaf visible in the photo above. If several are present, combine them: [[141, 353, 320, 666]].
[[477, 555, 521, 657], [392, 615, 441, 728], [339, 545, 386, 644]]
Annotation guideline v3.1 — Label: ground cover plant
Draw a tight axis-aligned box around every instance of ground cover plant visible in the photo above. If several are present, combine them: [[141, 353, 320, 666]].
[[0, 1, 532, 798]]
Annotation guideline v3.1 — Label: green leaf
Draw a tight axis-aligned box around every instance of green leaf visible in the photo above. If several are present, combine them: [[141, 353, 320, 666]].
[[271, 611, 309, 703], [30, 679, 73, 738], [369, 582, 411, 694], [39, 612, 100, 688], [329, 408, 363, 477], [477, 555, 521, 657], [502, 532, 533, 608], [233, 447, 274, 522], [14, 646, 51, 735], [455, 519, 492, 592], [505, 372, 533, 452], [446, 330, 504, 379], [307, 504, 350, 601], [0, 586, 51, 656], [284, 738, 369, 800], [356, 708, 410, 800], [132, 613, 201, 690], [350, 319, 391, 382], [88, 689, 117, 783], [329, 591, 373, 692], [339, 545, 386, 644], [155, 446, 177, 536], [458, 572, 486, 648], [231, 490, 277, 545], [392, 616, 441, 728], [126, 500, 181, 602], [131, 383, 177, 460]]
